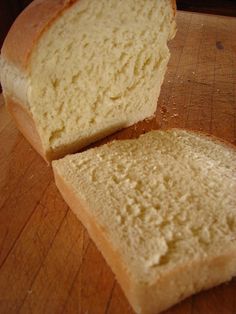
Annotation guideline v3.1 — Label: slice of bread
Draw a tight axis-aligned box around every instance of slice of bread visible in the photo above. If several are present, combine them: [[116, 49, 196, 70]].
[[0, 0, 176, 162], [52, 129, 236, 314]]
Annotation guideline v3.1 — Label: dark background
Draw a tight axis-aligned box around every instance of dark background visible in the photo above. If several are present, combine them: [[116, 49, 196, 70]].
[[1, 0, 236, 49]]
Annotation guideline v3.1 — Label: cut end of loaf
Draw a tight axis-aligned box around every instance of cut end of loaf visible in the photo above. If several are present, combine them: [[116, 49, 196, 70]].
[[53, 129, 236, 314], [1, 0, 176, 161], [30, 0, 176, 154]]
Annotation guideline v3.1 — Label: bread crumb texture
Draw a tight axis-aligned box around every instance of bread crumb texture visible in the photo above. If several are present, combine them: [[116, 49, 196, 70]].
[[27, 0, 175, 152], [53, 129, 236, 284]]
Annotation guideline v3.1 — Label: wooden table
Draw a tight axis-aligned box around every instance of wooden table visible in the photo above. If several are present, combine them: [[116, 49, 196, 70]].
[[0, 11, 236, 314]]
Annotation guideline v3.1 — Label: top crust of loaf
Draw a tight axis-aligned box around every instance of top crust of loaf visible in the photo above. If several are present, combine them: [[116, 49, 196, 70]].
[[1, 0, 78, 70], [1, 0, 176, 71]]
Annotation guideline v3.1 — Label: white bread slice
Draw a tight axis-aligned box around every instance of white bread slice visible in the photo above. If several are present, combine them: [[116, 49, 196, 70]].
[[0, 0, 176, 162], [52, 129, 236, 314]]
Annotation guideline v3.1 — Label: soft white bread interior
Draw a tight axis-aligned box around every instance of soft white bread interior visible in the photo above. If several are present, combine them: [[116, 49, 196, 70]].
[[0, 0, 176, 161], [52, 129, 236, 314]]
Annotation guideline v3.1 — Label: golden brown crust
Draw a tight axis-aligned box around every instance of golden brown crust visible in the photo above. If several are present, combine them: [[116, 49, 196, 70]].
[[5, 96, 47, 161], [171, 0, 177, 15], [1, 0, 78, 71]]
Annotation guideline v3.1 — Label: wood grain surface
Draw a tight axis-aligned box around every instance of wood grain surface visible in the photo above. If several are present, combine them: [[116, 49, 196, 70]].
[[0, 11, 236, 314]]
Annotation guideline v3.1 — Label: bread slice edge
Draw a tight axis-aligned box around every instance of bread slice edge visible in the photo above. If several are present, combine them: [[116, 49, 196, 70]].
[[52, 129, 236, 314]]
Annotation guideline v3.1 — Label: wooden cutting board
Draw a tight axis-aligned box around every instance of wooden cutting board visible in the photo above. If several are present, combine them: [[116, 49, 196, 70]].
[[0, 11, 236, 314]]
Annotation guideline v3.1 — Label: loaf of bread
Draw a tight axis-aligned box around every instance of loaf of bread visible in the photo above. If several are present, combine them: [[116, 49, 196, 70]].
[[0, 0, 176, 162], [52, 129, 236, 314]]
